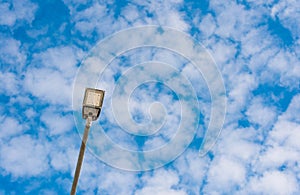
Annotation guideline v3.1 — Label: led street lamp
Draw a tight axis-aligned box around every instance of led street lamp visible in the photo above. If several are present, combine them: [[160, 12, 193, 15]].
[[71, 88, 105, 195]]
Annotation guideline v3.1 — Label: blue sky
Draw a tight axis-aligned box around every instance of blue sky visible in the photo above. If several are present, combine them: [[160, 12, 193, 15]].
[[0, 0, 300, 194]]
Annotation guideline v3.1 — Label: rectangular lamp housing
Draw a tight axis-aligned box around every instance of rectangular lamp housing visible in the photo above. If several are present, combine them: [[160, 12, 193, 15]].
[[82, 88, 105, 121]]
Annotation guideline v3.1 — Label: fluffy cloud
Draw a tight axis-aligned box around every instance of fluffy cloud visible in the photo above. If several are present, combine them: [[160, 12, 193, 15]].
[[0, 135, 49, 177], [24, 67, 73, 105], [24, 46, 82, 106], [0, 117, 25, 140], [0, 72, 20, 95], [247, 171, 299, 195], [255, 95, 300, 171], [246, 97, 277, 127], [205, 157, 246, 194], [40, 109, 74, 136], [0, 0, 37, 26], [0, 36, 26, 71], [173, 151, 209, 194], [270, 0, 300, 39], [136, 169, 187, 195]]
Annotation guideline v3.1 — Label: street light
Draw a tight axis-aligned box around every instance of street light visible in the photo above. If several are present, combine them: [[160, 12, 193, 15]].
[[71, 88, 105, 195]]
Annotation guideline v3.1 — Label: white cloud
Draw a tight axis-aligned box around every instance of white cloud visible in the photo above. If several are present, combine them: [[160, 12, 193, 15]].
[[9, 95, 33, 107], [267, 49, 300, 88], [0, 36, 26, 70], [24, 46, 82, 106], [270, 0, 300, 39], [41, 109, 74, 136], [136, 169, 187, 195], [0, 117, 24, 139], [36, 189, 57, 195], [0, 135, 49, 177], [203, 146, 248, 194], [247, 171, 299, 195], [268, 95, 300, 149], [121, 5, 140, 22], [0, 72, 20, 95], [97, 170, 138, 195], [32, 46, 82, 79], [247, 95, 300, 193], [201, 116, 296, 195], [24, 108, 37, 118], [246, 97, 277, 127], [155, 10, 188, 31], [0, 3, 16, 26], [49, 136, 78, 173], [129, 0, 187, 31], [24, 67, 72, 105], [256, 145, 299, 171], [255, 95, 300, 165], [215, 126, 260, 162], [248, 46, 279, 74], [66, 0, 189, 41], [199, 14, 216, 38], [50, 150, 71, 172], [240, 27, 274, 58], [227, 73, 257, 119], [211, 0, 267, 40], [173, 151, 210, 194], [69, 152, 138, 194], [207, 39, 237, 66], [0, 0, 37, 26]]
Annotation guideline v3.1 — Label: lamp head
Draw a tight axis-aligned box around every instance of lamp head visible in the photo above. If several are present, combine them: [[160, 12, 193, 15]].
[[82, 88, 105, 121]]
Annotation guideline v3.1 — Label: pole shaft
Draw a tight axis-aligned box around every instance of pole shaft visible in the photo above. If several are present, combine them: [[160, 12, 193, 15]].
[[70, 118, 92, 195]]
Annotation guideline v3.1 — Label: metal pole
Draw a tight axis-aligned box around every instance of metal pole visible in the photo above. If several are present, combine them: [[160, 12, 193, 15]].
[[71, 117, 92, 195]]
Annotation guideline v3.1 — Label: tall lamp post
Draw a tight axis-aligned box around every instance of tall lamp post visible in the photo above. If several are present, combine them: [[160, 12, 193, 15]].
[[71, 88, 105, 195]]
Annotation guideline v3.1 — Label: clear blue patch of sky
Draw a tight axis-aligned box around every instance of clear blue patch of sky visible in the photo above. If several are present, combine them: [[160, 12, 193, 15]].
[[188, 110, 206, 149], [267, 16, 294, 47], [134, 135, 148, 149], [74, 0, 94, 12], [107, 0, 129, 19], [238, 117, 251, 128], [189, 136, 204, 151], [182, 0, 209, 16], [278, 164, 287, 171], [8, 0, 73, 56], [32, 0, 70, 31], [180, 0, 209, 35], [0, 94, 10, 105], [253, 84, 298, 112], [0, 172, 69, 195]]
